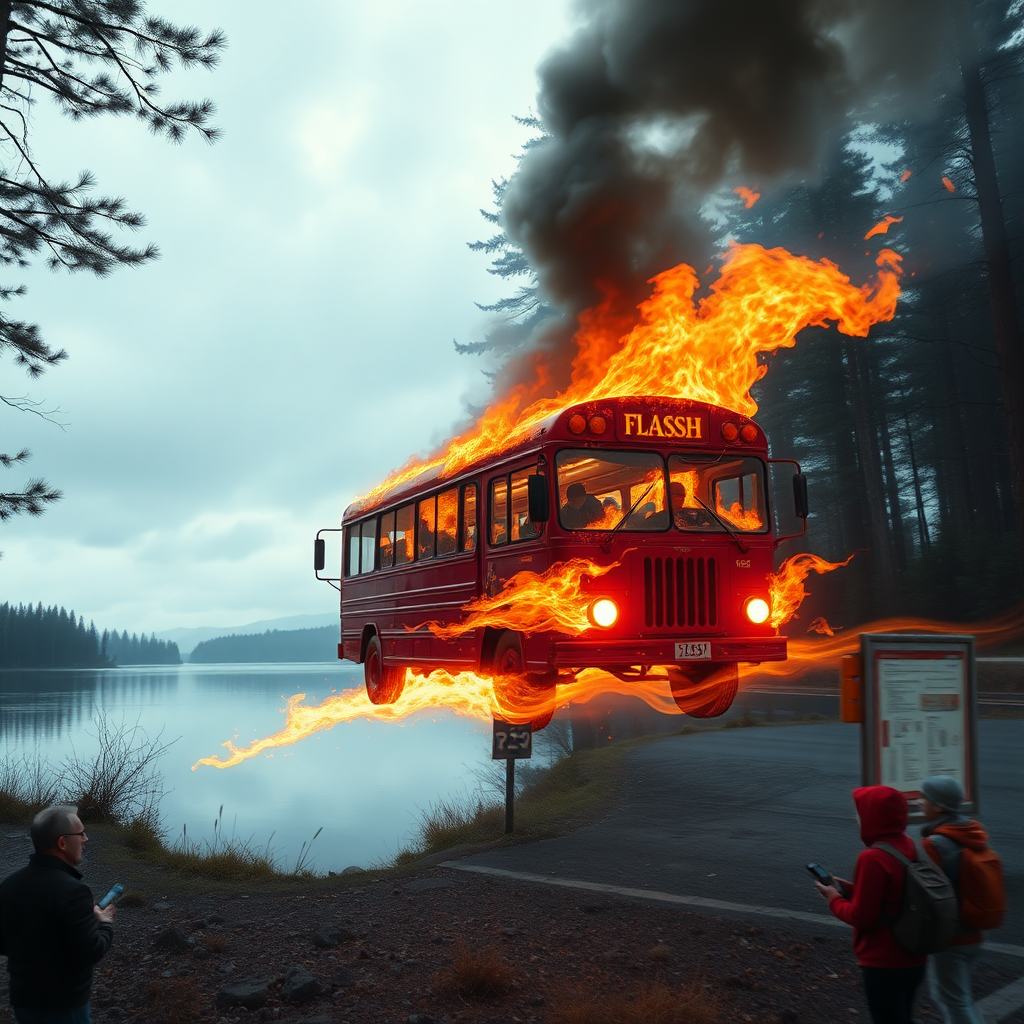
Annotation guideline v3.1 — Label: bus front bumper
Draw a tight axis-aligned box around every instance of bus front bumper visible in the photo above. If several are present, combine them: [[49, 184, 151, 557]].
[[551, 636, 787, 668]]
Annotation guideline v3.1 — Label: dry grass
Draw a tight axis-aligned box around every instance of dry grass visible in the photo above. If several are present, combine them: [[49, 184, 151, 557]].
[[140, 977, 204, 1024], [433, 941, 518, 1001], [547, 980, 720, 1024]]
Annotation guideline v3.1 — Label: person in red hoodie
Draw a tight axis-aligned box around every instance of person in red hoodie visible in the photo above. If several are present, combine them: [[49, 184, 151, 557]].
[[814, 786, 927, 1024], [919, 775, 986, 1024]]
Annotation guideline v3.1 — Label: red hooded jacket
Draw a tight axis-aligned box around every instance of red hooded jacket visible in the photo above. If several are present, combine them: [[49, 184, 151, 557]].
[[826, 786, 928, 969]]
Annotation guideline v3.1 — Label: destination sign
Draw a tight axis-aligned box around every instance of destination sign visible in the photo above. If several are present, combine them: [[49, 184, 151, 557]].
[[617, 410, 708, 442]]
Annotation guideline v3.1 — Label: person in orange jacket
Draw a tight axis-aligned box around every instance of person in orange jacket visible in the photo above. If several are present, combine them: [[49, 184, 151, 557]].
[[919, 776, 986, 1024], [815, 786, 927, 1024]]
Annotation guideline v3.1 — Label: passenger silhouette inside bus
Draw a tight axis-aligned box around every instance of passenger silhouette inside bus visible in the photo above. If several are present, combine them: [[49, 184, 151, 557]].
[[560, 482, 604, 529], [670, 480, 713, 529]]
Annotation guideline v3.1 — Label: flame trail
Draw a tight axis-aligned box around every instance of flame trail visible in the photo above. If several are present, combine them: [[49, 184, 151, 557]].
[[193, 604, 1023, 770]]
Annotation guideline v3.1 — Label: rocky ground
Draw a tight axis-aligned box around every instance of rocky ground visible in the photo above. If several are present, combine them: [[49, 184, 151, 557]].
[[0, 833, 1021, 1024]]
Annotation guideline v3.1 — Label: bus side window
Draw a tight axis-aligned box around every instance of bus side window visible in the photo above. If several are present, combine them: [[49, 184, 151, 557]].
[[360, 519, 376, 573], [394, 504, 415, 565], [490, 477, 509, 546], [510, 468, 540, 541], [345, 525, 360, 577], [436, 487, 458, 557], [379, 510, 395, 569], [461, 483, 478, 552], [417, 496, 436, 561]]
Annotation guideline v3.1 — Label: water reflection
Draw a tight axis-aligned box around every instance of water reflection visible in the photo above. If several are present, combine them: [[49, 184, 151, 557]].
[[0, 664, 490, 872]]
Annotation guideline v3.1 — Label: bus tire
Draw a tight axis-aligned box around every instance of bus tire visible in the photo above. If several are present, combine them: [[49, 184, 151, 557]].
[[667, 662, 738, 718], [364, 635, 404, 705], [492, 631, 554, 732]]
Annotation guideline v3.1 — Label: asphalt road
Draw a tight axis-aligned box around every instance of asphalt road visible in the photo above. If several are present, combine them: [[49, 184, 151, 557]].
[[454, 720, 1024, 946]]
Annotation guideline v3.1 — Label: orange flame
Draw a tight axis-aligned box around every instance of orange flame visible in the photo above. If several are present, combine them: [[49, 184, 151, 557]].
[[425, 558, 617, 639], [715, 499, 763, 530], [864, 215, 903, 240], [754, 603, 1024, 680], [354, 243, 903, 511], [768, 552, 855, 628], [900, 169, 912, 183], [942, 176, 956, 193], [734, 185, 761, 208]]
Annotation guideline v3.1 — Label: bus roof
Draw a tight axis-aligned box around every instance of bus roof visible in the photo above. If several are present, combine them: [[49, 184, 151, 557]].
[[343, 395, 764, 521]]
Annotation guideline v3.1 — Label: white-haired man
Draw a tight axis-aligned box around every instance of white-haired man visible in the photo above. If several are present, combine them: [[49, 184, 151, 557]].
[[0, 805, 114, 1024]]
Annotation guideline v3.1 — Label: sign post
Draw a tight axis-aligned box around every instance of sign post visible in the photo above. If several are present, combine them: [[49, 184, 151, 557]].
[[492, 719, 532, 834], [858, 633, 978, 819]]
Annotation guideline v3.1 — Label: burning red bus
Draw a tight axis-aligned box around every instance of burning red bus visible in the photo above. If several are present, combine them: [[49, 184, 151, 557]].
[[315, 395, 807, 721]]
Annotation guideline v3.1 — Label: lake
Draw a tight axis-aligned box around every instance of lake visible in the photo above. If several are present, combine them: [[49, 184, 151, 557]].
[[0, 663, 499, 873]]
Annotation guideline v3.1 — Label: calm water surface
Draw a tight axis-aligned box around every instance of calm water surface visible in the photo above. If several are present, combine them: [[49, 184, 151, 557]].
[[0, 663, 493, 873]]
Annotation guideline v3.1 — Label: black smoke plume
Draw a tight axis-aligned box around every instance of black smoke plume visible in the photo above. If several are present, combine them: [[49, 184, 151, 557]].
[[499, 0, 956, 349]]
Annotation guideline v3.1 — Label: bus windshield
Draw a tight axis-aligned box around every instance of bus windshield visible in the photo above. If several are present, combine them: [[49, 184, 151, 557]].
[[556, 449, 667, 531], [555, 449, 769, 533], [668, 454, 768, 533]]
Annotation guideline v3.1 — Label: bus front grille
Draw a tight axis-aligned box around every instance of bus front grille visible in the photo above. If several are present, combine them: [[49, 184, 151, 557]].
[[642, 556, 719, 629]]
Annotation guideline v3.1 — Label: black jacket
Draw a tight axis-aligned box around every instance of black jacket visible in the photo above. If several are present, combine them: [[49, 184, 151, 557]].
[[0, 854, 113, 1009]]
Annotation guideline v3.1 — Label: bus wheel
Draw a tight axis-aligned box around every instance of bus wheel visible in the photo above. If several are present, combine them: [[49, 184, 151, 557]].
[[492, 631, 555, 732], [667, 663, 738, 718], [364, 635, 405, 705]]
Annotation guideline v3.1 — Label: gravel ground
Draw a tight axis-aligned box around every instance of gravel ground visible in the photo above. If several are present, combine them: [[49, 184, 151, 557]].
[[0, 832, 1021, 1024]]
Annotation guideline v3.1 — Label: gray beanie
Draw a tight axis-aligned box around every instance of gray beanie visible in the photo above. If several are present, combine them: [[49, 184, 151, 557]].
[[921, 775, 964, 813]]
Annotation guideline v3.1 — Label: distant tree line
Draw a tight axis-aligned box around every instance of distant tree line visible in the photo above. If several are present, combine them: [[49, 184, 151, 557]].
[[188, 626, 336, 664], [0, 603, 180, 668]]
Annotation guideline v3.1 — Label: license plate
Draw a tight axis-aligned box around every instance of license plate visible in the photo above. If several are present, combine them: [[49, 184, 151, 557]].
[[675, 641, 711, 660]]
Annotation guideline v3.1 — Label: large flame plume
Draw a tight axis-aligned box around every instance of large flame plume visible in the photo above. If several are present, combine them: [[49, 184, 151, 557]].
[[354, 244, 902, 511]]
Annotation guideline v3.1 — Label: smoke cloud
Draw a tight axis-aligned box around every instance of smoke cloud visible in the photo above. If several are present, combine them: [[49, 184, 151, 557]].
[[500, 0, 956, 332]]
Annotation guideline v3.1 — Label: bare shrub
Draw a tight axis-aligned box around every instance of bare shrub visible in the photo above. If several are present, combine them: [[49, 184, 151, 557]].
[[141, 977, 204, 1023], [547, 980, 719, 1024], [0, 752, 61, 820], [434, 941, 517, 1001], [62, 716, 174, 825]]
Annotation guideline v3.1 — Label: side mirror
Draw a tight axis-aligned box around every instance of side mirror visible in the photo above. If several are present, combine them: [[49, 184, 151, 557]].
[[793, 473, 808, 520], [528, 474, 550, 523], [314, 537, 326, 572]]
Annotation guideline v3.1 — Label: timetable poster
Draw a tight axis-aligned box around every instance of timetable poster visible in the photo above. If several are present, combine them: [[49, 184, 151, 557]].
[[877, 652, 967, 794]]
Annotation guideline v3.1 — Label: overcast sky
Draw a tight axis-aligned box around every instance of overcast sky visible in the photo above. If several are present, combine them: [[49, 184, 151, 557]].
[[2, 1, 576, 635]]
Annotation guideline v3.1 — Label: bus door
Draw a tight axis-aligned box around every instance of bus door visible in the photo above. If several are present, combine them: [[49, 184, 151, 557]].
[[484, 464, 550, 670]]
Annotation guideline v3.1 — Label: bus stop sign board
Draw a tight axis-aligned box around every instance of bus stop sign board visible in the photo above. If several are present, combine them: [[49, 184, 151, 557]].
[[859, 633, 978, 817]]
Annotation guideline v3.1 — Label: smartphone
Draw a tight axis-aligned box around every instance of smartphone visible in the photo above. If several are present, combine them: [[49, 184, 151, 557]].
[[97, 883, 124, 909], [806, 862, 834, 886]]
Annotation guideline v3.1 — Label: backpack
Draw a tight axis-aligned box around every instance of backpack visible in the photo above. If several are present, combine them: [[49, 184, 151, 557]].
[[874, 841, 959, 955], [931, 833, 1007, 931]]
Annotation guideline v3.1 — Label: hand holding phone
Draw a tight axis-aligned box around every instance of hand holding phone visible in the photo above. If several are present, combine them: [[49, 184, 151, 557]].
[[97, 883, 123, 910], [806, 862, 834, 887]]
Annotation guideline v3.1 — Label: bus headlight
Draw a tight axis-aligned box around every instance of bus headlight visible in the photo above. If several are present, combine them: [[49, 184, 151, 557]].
[[589, 598, 619, 628], [745, 597, 770, 624]]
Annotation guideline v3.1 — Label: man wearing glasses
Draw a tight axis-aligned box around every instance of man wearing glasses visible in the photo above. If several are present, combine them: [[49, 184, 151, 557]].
[[0, 805, 114, 1024]]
